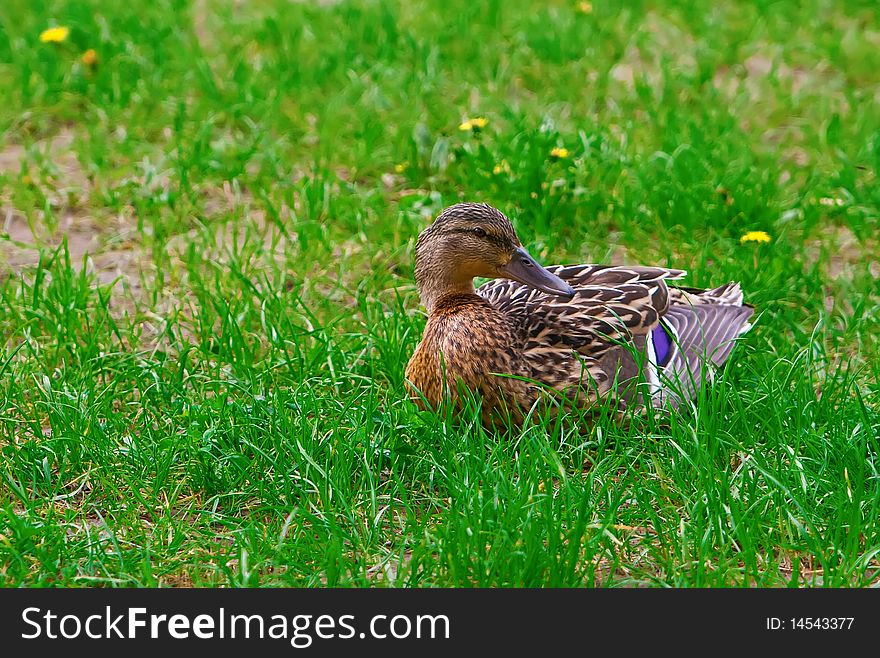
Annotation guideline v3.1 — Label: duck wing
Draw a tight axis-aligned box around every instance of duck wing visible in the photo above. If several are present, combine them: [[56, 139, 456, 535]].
[[477, 265, 753, 410], [476, 265, 686, 402], [655, 283, 754, 409], [477, 264, 686, 357]]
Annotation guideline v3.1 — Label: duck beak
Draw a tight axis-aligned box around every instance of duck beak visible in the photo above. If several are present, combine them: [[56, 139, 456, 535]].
[[499, 247, 575, 299]]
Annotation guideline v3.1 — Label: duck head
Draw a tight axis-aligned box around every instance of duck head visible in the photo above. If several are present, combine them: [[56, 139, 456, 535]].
[[414, 203, 574, 312]]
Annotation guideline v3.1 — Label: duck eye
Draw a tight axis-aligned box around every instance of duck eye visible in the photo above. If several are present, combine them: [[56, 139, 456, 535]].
[[473, 227, 487, 238]]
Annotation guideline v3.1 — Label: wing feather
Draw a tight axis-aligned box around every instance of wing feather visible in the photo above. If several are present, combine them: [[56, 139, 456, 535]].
[[478, 264, 686, 356], [656, 304, 754, 409]]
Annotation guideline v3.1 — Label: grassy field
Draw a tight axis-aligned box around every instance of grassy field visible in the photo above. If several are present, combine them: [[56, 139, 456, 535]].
[[0, 0, 878, 587]]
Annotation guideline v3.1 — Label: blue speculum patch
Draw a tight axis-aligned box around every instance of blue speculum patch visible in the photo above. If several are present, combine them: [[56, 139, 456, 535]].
[[652, 323, 672, 367]]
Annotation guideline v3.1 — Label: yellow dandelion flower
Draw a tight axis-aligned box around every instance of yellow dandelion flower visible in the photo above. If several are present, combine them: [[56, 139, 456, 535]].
[[394, 162, 408, 174], [492, 160, 511, 175], [40, 26, 70, 43], [740, 231, 771, 244], [459, 117, 488, 132], [81, 49, 98, 66], [578, 2, 593, 14], [550, 147, 570, 159]]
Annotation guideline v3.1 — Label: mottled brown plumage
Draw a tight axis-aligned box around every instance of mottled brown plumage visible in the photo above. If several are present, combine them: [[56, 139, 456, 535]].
[[405, 203, 754, 426]]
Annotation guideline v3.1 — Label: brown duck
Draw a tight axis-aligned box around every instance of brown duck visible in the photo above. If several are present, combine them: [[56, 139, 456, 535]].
[[405, 203, 754, 425]]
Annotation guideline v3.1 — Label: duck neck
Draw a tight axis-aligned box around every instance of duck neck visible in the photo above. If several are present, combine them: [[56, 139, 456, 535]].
[[415, 257, 476, 315]]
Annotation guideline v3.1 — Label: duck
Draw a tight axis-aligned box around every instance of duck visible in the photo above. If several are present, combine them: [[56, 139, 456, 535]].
[[405, 202, 754, 426]]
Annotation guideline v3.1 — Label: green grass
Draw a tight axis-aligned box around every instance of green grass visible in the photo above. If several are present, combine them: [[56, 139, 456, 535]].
[[0, 0, 878, 587]]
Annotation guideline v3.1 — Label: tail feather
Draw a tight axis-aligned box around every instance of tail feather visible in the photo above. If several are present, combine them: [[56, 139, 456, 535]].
[[669, 281, 747, 307]]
